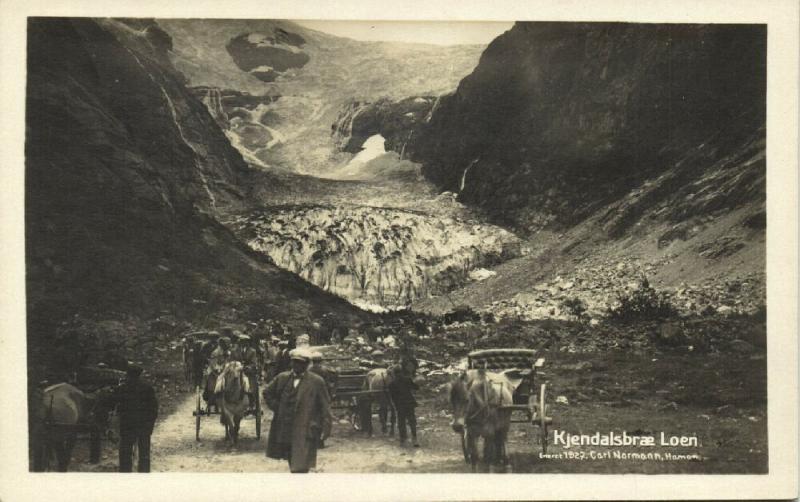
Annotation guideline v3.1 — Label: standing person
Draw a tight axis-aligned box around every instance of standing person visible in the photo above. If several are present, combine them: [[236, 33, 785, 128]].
[[208, 337, 231, 374], [264, 348, 332, 473], [308, 351, 337, 448], [264, 337, 281, 382], [233, 335, 259, 401], [274, 340, 291, 376], [204, 336, 230, 406], [389, 357, 420, 447], [295, 333, 311, 348], [111, 364, 158, 472], [309, 352, 337, 397]]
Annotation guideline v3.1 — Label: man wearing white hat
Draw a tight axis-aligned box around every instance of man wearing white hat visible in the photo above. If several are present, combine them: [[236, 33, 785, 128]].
[[264, 347, 332, 473]]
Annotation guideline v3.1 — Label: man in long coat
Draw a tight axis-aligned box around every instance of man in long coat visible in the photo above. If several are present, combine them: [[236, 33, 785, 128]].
[[388, 357, 420, 447], [110, 364, 158, 472], [264, 348, 332, 473]]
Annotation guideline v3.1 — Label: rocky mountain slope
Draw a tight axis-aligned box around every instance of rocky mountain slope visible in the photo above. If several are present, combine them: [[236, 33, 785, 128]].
[[328, 22, 767, 318], [334, 22, 766, 230], [25, 18, 370, 381], [156, 19, 486, 173]]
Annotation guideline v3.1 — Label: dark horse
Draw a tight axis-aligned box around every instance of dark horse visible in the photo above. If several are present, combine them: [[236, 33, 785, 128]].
[[358, 368, 396, 436], [215, 361, 251, 445], [449, 369, 513, 472], [30, 383, 114, 471]]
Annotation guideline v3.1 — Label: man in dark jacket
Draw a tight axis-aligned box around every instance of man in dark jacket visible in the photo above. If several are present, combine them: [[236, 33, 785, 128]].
[[388, 357, 420, 447], [264, 348, 332, 473], [111, 363, 158, 472]]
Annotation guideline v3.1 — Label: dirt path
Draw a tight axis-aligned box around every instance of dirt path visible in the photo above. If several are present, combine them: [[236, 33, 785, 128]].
[[70, 350, 767, 474], [150, 393, 465, 473]]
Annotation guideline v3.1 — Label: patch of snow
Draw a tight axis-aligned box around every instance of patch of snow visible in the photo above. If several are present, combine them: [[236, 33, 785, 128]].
[[351, 299, 389, 313], [469, 268, 497, 281], [250, 65, 275, 73], [345, 134, 386, 168]]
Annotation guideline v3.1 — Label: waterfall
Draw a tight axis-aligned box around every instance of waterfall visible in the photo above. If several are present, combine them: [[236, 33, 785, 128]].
[[460, 158, 478, 193], [121, 45, 217, 209], [425, 95, 442, 123], [203, 88, 228, 124], [399, 131, 413, 160]]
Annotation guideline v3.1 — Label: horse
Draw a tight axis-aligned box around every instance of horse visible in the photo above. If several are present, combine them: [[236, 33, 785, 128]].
[[30, 382, 114, 471], [448, 369, 513, 472], [358, 368, 396, 436], [214, 361, 251, 445]]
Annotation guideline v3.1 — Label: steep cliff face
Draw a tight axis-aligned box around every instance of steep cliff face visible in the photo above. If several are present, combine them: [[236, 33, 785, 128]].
[[335, 23, 766, 234], [25, 18, 369, 346], [411, 22, 766, 232], [27, 18, 249, 217]]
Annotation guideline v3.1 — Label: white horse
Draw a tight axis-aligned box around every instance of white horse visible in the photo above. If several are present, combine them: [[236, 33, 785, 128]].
[[449, 369, 514, 472], [215, 361, 251, 444]]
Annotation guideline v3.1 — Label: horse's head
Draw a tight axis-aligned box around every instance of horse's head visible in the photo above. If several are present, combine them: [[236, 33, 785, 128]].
[[448, 372, 470, 433], [221, 361, 249, 399], [86, 385, 119, 430]]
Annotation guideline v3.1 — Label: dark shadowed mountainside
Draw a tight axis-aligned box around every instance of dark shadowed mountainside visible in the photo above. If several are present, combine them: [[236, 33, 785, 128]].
[[334, 22, 766, 235], [326, 22, 766, 317], [25, 18, 370, 381]]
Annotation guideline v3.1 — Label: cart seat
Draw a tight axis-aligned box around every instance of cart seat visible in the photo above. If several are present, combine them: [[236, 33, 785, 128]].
[[468, 348, 538, 370]]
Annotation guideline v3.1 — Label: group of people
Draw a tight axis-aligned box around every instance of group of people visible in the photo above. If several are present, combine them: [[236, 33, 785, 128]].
[[263, 346, 422, 472], [114, 321, 424, 474]]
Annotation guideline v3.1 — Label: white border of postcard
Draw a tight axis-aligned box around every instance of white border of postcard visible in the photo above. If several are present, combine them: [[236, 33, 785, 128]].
[[0, 0, 797, 500]]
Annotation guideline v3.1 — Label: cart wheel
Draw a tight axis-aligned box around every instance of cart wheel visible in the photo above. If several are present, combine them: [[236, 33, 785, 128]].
[[460, 430, 470, 464], [254, 382, 262, 440], [195, 386, 202, 441], [539, 383, 548, 454], [132, 441, 139, 469]]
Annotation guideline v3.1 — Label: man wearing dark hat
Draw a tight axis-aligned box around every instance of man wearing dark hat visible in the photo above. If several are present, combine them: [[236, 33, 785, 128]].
[[110, 363, 158, 472], [208, 337, 231, 374], [264, 348, 332, 473], [274, 339, 291, 376], [388, 357, 420, 447]]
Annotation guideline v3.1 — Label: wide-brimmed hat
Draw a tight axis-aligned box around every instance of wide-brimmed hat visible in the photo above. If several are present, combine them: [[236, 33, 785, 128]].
[[126, 362, 143, 377], [289, 348, 313, 362]]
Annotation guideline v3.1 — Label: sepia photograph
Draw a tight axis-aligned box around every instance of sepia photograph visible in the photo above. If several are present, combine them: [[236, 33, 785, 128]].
[[1, 0, 798, 500]]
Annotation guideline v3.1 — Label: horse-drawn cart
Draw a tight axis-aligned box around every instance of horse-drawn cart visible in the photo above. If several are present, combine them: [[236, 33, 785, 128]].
[[188, 332, 262, 441], [315, 349, 391, 432], [33, 366, 126, 471], [466, 348, 553, 455]]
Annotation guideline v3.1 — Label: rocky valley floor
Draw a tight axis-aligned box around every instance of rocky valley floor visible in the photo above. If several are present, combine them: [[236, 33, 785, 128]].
[[63, 335, 766, 474]]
